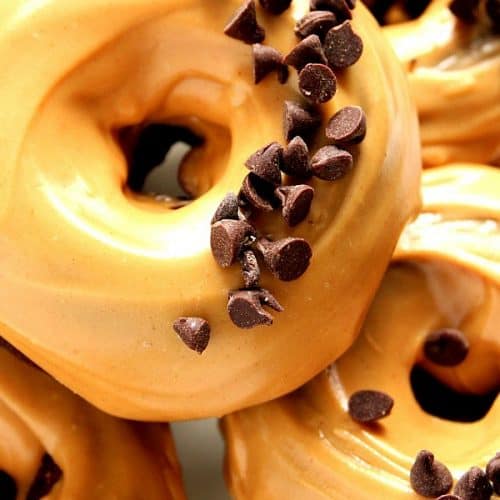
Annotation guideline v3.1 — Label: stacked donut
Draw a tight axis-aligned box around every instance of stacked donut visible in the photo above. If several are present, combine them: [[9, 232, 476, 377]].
[[0, 0, 496, 498]]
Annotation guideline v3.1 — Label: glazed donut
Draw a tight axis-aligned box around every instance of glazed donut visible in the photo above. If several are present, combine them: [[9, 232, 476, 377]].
[[0, 0, 419, 420], [0, 345, 185, 500], [223, 164, 500, 499], [383, 0, 500, 167]]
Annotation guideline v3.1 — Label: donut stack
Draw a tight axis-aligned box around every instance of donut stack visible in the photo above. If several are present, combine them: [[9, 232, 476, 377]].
[[0, 0, 497, 499]]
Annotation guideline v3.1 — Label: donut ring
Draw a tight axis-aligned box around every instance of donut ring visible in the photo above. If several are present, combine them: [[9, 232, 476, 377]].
[[384, 0, 500, 167], [223, 164, 500, 499], [0, 346, 185, 499], [0, 0, 419, 419]]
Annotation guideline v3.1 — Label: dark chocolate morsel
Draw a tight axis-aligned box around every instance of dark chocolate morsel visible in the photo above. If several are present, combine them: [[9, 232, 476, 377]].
[[224, 0, 265, 44], [259, 0, 292, 14], [348, 390, 394, 423], [299, 63, 337, 104], [454, 467, 493, 500], [253, 44, 289, 84], [239, 173, 277, 212], [310, 145, 353, 181], [283, 101, 322, 142], [410, 450, 453, 498], [275, 185, 315, 227], [284, 34, 328, 71], [449, 0, 480, 23], [173, 317, 211, 354], [486, 453, 500, 495], [324, 21, 363, 69], [310, 0, 353, 21], [0, 471, 17, 500], [326, 105, 366, 145], [211, 193, 239, 224], [240, 249, 261, 288], [210, 219, 257, 268], [27, 454, 63, 500], [245, 142, 283, 185], [256, 237, 312, 281], [295, 11, 339, 40], [282, 136, 311, 178], [423, 328, 469, 366], [227, 288, 283, 329]]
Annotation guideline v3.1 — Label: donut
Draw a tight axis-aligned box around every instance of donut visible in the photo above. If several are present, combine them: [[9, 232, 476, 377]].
[[222, 164, 500, 499], [0, 0, 419, 420], [0, 344, 185, 500], [383, 0, 500, 167]]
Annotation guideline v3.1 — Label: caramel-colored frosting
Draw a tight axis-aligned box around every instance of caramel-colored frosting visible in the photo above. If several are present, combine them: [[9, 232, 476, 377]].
[[0, 0, 419, 420], [0, 347, 185, 499], [223, 164, 500, 499], [384, 0, 500, 167]]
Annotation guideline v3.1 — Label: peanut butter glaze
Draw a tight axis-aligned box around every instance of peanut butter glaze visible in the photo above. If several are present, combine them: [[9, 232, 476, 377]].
[[0, 0, 419, 419], [384, 0, 500, 166], [0, 347, 185, 500], [223, 165, 500, 499]]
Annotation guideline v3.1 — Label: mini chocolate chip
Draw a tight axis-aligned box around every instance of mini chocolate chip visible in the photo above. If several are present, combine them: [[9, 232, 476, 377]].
[[423, 328, 469, 366], [487, 453, 500, 495], [240, 249, 261, 288], [310, 145, 353, 181], [0, 471, 17, 500], [253, 44, 289, 84], [282, 136, 311, 178], [454, 467, 493, 500], [486, 0, 500, 28], [326, 105, 366, 145], [27, 454, 63, 500], [224, 0, 265, 44], [275, 185, 315, 226], [283, 101, 322, 142], [256, 237, 312, 281], [227, 288, 283, 328], [324, 21, 363, 69], [295, 11, 339, 40], [239, 173, 277, 212], [345, 0, 356, 8], [173, 317, 211, 354], [310, 0, 353, 20], [211, 219, 257, 268], [299, 63, 337, 104], [259, 0, 292, 14], [245, 142, 283, 185], [449, 0, 480, 23], [348, 390, 394, 423], [410, 450, 453, 498], [284, 35, 328, 71], [211, 193, 240, 224]]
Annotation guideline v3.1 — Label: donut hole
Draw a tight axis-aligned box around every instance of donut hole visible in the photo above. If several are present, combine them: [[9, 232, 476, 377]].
[[410, 365, 498, 423], [119, 123, 204, 205]]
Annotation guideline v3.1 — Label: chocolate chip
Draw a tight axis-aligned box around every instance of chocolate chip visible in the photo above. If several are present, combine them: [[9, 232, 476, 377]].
[[295, 11, 339, 40], [423, 328, 469, 366], [299, 63, 337, 104], [256, 237, 312, 281], [487, 453, 500, 495], [224, 0, 265, 44], [345, 0, 356, 8], [0, 471, 17, 500], [283, 101, 322, 142], [173, 317, 211, 354], [27, 454, 62, 500], [275, 185, 315, 226], [239, 173, 277, 212], [227, 288, 283, 328], [454, 467, 493, 500], [211, 219, 257, 268], [486, 0, 500, 28], [410, 450, 453, 498], [348, 390, 394, 423], [449, 0, 480, 23], [253, 44, 289, 84], [437, 495, 462, 500], [326, 105, 366, 145], [245, 142, 283, 185], [240, 249, 261, 288], [211, 193, 240, 224], [310, 145, 353, 181], [259, 0, 292, 14], [284, 34, 328, 71], [282, 136, 311, 178], [324, 21, 363, 69], [310, 0, 353, 21]]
